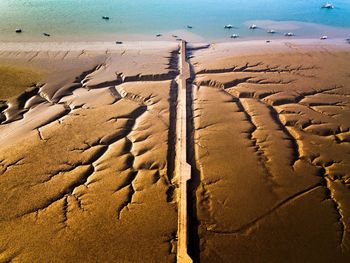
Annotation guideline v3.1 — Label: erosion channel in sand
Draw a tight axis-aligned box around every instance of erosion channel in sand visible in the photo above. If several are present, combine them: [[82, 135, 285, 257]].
[[0, 39, 350, 262]]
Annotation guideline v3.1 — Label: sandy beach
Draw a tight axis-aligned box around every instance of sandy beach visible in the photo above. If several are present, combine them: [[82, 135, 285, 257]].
[[0, 39, 350, 262]]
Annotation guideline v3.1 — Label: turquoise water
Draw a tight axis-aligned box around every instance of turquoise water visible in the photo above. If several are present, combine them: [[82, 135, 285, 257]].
[[1, 0, 350, 41]]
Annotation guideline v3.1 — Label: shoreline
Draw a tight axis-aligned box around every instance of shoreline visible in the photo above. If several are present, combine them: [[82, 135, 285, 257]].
[[0, 38, 349, 53]]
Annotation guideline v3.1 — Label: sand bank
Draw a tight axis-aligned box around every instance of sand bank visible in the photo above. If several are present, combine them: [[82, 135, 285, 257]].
[[0, 40, 350, 262], [189, 40, 350, 262], [0, 42, 180, 262]]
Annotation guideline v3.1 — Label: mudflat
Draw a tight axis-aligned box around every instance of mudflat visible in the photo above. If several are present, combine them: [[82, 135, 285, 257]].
[[0, 65, 42, 99], [0, 43, 179, 262], [189, 41, 350, 262], [0, 40, 349, 262]]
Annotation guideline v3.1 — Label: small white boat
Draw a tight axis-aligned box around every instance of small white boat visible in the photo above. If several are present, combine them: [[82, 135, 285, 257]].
[[249, 24, 257, 29], [156, 33, 162, 37], [102, 16, 110, 20], [230, 34, 239, 39], [284, 32, 295, 37], [320, 35, 328, 40], [224, 24, 233, 29], [15, 28, 22, 33], [267, 29, 276, 34], [322, 3, 334, 9]]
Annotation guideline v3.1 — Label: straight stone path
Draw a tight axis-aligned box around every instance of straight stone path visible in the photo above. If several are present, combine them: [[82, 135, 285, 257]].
[[176, 41, 193, 263]]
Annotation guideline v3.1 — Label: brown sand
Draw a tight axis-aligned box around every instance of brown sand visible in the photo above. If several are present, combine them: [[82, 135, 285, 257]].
[[0, 40, 350, 262], [189, 42, 350, 262], [0, 43, 179, 262], [0, 65, 42, 100]]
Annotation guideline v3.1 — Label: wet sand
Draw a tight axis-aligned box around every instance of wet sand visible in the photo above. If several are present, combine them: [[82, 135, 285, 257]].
[[0, 42, 179, 262], [0, 39, 350, 262], [189, 40, 350, 262]]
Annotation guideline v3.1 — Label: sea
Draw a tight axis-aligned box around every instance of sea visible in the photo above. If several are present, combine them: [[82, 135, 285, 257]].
[[1, 0, 350, 42]]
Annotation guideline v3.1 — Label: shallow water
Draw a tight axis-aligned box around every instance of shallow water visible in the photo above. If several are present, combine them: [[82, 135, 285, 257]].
[[1, 0, 350, 41]]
